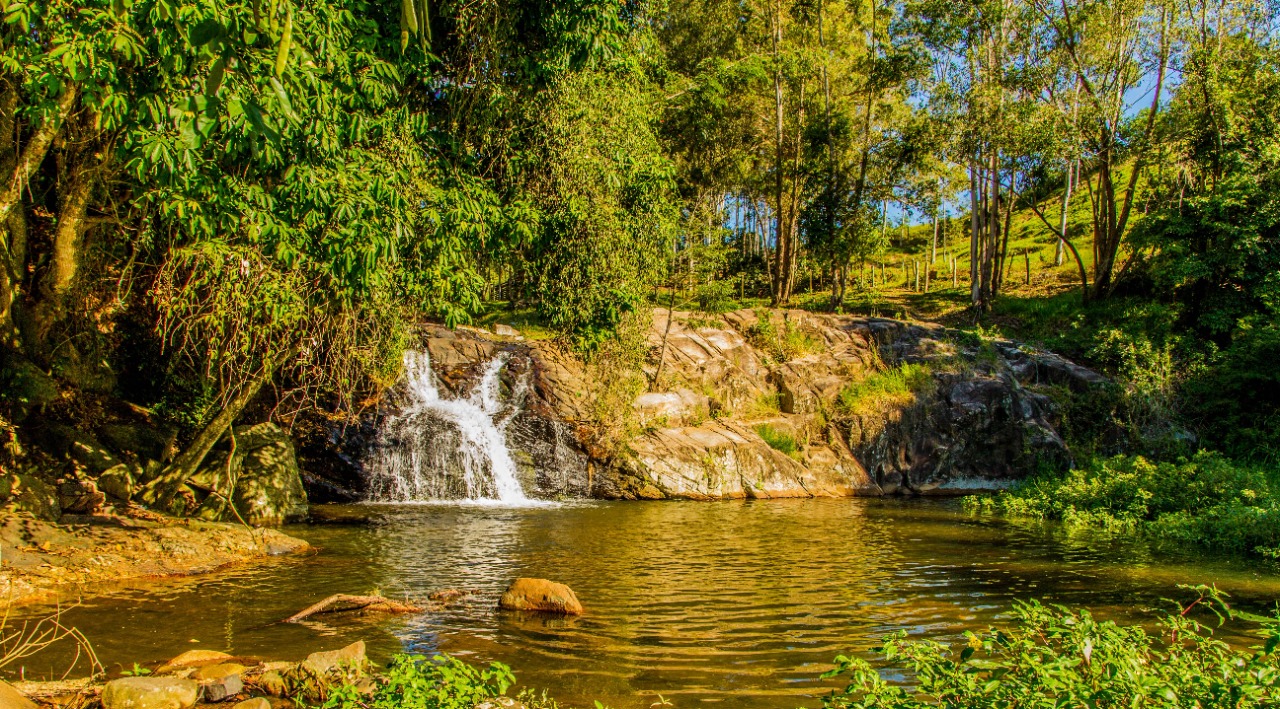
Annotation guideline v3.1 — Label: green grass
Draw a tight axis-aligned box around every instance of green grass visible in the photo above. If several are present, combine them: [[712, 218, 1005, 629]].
[[754, 423, 800, 458], [836, 363, 934, 418], [473, 304, 558, 341]]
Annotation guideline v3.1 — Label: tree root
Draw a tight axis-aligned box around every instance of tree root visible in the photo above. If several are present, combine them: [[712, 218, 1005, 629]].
[[282, 594, 425, 623]]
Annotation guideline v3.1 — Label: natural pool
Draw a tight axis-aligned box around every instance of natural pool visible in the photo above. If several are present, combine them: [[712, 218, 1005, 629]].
[[9, 498, 1280, 708]]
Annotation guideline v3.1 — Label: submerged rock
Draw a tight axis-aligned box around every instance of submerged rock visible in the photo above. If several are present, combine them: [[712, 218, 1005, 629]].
[[100, 677, 199, 709], [498, 578, 583, 615]]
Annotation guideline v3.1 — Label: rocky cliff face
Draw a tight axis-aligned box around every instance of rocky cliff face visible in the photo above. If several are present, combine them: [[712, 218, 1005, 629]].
[[326, 309, 1107, 502]]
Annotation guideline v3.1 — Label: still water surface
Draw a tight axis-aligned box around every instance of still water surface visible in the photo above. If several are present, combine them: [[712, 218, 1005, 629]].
[[11, 499, 1280, 708]]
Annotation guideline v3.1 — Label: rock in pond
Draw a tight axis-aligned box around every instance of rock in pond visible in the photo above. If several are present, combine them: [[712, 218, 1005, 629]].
[[498, 578, 583, 615], [101, 677, 199, 709], [300, 640, 367, 675], [157, 649, 234, 674], [194, 663, 246, 701], [232, 699, 270, 709], [0, 679, 37, 709]]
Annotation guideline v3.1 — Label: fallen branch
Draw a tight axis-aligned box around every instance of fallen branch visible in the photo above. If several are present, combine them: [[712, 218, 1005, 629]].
[[282, 594, 424, 624]]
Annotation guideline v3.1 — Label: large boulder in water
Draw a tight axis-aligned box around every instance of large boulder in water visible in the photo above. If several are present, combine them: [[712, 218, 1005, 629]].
[[498, 578, 583, 615], [192, 423, 308, 526], [232, 423, 308, 525]]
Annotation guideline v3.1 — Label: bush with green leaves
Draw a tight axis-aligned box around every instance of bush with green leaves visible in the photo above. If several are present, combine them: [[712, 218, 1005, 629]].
[[322, 655, 559, 709], [819, 588, 1280, 708], [965, 452, 1280, 558]]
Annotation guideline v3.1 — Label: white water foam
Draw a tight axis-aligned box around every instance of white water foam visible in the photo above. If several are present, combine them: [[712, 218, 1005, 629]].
[[367, 349, 539, 505]]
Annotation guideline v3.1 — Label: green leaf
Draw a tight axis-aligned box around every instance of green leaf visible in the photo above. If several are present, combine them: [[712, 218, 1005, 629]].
[[269, 77, 296, 120], [189, 19, 223, 47], [402, 0, 417, 35], [204, 57, 226, 96], [274, 8, 292, 76]]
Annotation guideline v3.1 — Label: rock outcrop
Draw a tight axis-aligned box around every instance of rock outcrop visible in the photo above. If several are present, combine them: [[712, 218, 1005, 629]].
[[321, 309, 1106, 501]]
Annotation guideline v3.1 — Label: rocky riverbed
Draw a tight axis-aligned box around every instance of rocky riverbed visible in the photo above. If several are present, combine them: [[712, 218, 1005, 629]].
[[2, 640, 371, 709]]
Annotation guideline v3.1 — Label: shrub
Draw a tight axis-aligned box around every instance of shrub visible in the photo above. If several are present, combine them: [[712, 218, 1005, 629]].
[[820, 588, 1280, 708], [695, 279, 739, 314], [745, 313, 822, 363], [965, 452, 1280, 557], [323, 655, 559, 709]]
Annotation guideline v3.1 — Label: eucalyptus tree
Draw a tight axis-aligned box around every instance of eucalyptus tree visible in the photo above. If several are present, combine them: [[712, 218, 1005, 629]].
[[1018, 0, 1176, 297], [912, 0, 1028, 310], [802, 0, 930, 306]]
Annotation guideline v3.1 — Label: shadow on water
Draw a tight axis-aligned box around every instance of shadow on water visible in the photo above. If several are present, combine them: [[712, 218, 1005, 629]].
[[8, 498, 1280, 709]]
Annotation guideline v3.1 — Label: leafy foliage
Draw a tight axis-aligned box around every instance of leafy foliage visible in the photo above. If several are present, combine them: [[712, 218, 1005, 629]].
[[323, 654, 560, 709], [966, 453, 1280, 558], [819, 588, 1280, 708]]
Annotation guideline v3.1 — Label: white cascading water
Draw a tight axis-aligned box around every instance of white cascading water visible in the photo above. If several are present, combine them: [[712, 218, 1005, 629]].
[[366, 349, 531, 504]]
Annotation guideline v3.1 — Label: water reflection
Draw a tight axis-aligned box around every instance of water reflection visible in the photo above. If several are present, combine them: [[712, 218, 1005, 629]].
[[7, 498, 1280, 709]]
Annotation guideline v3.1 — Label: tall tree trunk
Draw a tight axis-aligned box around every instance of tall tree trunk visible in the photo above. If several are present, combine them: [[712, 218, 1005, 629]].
[[930, 209, 939, 265], [0, 84, 22, 347], [0, 86, 78, 226], [32, 162, 95, 341], [1056, 158, 1073, 266], [770, 0, 786, 306], [969, 160, 981, 306]]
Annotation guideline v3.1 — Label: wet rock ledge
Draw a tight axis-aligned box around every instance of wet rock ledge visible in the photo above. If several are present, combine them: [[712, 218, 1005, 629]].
[[0, 513, 310, 606]]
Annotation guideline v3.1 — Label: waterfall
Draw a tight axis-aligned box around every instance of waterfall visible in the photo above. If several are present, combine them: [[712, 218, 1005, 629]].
[[367, 349, 532, 504]]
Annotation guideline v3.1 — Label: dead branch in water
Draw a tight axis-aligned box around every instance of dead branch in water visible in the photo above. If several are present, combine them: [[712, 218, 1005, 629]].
[[282, 594, 424, 623]]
